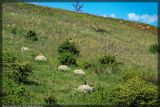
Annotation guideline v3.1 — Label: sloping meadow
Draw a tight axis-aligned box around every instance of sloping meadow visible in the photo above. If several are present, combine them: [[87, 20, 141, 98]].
[[2, 2, 158, 105]]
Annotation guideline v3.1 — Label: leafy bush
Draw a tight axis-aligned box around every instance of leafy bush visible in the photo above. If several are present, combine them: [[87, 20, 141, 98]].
[[149, 44, 159, 54], [122, 69, 157, 85], [57, 39, 79, 66], [44, 95, 57, 104], [10, 27, 17, 35], [99, 55, 116, 65], [58, 52, 77, 66], [91, 55, 119, 74], [11, 61, 33, 83], [82, 61, 93, 69], [3, 49, 16, 67], [2, 80, 30, 104], [107, 76, 158, 105], [26, 30, 38, 41], [57, 39, 80, 56]]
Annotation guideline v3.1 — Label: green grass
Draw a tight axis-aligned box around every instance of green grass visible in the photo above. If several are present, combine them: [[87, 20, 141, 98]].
[[2, 2, 158, 105]]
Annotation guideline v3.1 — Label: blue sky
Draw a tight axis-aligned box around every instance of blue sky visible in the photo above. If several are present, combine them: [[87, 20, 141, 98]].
[[31, 2, 158, 26]]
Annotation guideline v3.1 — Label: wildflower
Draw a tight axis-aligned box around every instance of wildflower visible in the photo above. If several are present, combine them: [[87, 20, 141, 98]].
[[74, 69, 85, 76], [77, 85, 93, 93], [21, 47, 29, 52], [58, 65, 70, 71], [35, 55, 47, 61]]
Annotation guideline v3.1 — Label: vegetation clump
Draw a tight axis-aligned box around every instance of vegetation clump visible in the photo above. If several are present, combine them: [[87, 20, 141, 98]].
[[3, 49, 16, 67], [11, 61, 33, 83], [2, 80, 30, 104], [107, 76, 158, 105], [58, 52, 77, 66], [149, 44, 159, 54], [44, 95, 57, 104], [99, 55, 116, 65], [57, 39, 79, 66], [10, 27, 17, 35], [82, 61, 93, 69], [26, 30, 38, 41], [57, 39, 80, 56]]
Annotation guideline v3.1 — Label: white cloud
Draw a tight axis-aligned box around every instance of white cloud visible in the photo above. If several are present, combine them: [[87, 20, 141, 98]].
[[128, 13, 140, 21], [128, 13, 157, 24], [110, 13, 116, 18], [102, 14, 107, 17], [102, 13, 116, 18]]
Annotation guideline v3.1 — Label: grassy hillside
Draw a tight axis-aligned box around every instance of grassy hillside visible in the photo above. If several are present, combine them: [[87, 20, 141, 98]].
[[2, 2, 158, 105]]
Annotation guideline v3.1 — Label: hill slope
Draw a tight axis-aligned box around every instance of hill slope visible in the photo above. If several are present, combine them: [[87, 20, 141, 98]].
[[2, 3, 158, 105]]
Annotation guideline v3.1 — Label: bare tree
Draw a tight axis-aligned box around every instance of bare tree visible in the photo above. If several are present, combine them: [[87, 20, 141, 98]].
[[73, 0, 83, 12]]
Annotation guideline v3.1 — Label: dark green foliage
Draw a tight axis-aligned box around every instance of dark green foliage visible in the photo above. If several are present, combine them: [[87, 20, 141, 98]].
[[26, 30, 38, 41], [91, 55, 119, 74], [2, 80, 30, 104], [82, 61, 93, 69], [44, 95, 57, 104], [107, 76, 158, 105], [57, 39, 80, 56], [58, 52, 77, 66], [123, 69, 157, 85], [3, 49, 16, 67], [10, 27, 25, 36], [57, 39, 79, 66], [10, 27, 17, 35], [11, 61, 33, 83], [149, 44, 159, 54], [99, 55, 116, 65]]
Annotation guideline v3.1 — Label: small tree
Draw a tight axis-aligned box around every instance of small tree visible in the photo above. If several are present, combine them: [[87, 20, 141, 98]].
[[57, 39, 80, 56], [73, 0, 83, 12], [57, 39, 79, 66]]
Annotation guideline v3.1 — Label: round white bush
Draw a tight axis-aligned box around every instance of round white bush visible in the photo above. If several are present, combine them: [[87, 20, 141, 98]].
[[21, 47, 29, 52], [35, 55, 47, 61], [58, 65, 70, 71], [77, 85, 93, 93], [74, 69, 85, 76]]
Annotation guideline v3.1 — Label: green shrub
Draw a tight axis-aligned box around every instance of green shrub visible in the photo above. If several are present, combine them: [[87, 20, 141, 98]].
[[2, 80, 30, 104], [26, 30, 38, 41], [10, 27, 17, 35], [11, 61, 33, 83], [91, 55, 119, 74], [99, 55, 116, 65], [81, 61, 93, 69], [10, 27, 25, 36], [123, 69, 157, 85], [149, 44, 159, 54], [58, 52, 77, 66], [57, 39, 80, 56], [44, 95, 57, 104], [3, 49, 16, 67], [107, 76, 158, 105]]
